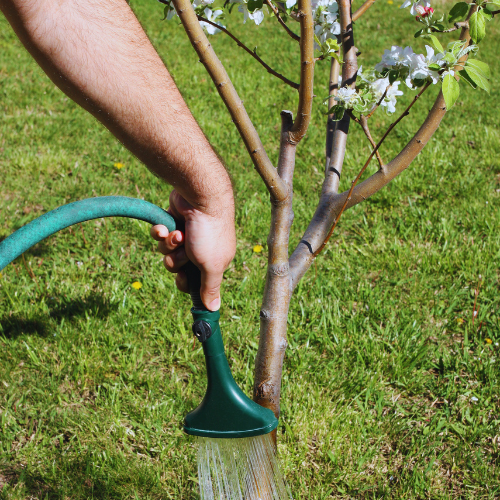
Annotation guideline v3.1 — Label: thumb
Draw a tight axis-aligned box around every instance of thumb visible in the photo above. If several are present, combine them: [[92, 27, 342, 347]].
[[200, 268, 222, 311]]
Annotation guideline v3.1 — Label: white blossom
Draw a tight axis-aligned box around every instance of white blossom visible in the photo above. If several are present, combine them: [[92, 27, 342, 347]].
[[193, 0, 214, 8], [199, 8, 225, 34], [375, 45, 444, 89], [159, 0, 214, 20], [375, 46, 415, 72], [286, 0, 297, 7], [358, 66, 403, 114], [312, 0, 340, 48], [371, 77, 404, 113], [400, 0, 431, 15], [335, 87, 359, 108], [230, 0, 266, 25], [405, 45, 443, 87]]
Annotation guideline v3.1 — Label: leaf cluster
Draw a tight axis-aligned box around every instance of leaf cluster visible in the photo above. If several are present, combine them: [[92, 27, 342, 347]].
[[314, 35, 342, 63]]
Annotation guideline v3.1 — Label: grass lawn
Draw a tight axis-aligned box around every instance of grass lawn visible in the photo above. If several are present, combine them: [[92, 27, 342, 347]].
[[1, 0, 500, 498]]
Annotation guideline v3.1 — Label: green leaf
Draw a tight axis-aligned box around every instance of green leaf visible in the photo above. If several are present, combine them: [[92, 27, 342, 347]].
[[423, 34, 444, 54], [447, 40, 466, 57], [388, 70, 399, 85], [428, 63, 442, 71], [331, 52, 343, 65], [466, 58, 491, 79], [326, 104, 346, 121], [487, 0, 500, 7], [443, 53, 456, 65], [247, 0, 263, 12], [469, 10, 486, 44], [413, 78, 427, 88], [448, 2, 469, 23], [442, 73, 460, 109], [161, 4, 172, 21], [482, 8, 493, 20], [414, 28, 425, 38], [325, 38, 340, 52], [314, 34, 322, 49], [464, 66, 491, 92], [459, 70, 477, 89]]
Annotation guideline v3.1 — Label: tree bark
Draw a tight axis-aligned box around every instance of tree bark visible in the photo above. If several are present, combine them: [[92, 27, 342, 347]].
[[252, 0, 314, 429], [172, 0, 288, 202]]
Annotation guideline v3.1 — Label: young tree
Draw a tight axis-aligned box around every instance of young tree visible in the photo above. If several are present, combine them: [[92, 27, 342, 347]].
[[158, 0, 493, 440]]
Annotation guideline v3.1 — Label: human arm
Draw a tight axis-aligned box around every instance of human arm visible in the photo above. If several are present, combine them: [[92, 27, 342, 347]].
[[0, 0, 235, 310]]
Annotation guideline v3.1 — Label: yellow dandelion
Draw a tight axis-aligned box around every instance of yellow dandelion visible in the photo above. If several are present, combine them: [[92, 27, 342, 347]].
[[457, 318, 464, 325], [486, 338, 492, 344], [131, 281, 142, 290], [114, 162, 124, 169], [253, 245, 264, 253], [387, 0, 393, 4]]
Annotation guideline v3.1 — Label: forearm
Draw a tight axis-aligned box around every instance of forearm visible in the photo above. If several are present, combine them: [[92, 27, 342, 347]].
[[0, 0, 233, 215]]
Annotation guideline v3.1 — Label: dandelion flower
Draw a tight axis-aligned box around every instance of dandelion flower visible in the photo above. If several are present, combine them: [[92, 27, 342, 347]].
[[131, 281, 142, 290], [486, 338, 492, 344], [457, 318, 464, 324], [253, 245, 264, 253], [114, 162, 125, 169], [387, 0, 393, 4]]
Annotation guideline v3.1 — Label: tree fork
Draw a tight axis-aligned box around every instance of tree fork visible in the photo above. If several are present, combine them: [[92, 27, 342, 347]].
[[288, 9, 474, 287]]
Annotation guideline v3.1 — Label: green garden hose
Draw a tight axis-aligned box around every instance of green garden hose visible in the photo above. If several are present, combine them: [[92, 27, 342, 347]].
[[0, 195, 277, 438], [0, 196, 175, 271]]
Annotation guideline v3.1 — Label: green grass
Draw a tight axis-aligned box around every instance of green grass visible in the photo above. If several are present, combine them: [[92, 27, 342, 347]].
[[1, 0, 500, 498]]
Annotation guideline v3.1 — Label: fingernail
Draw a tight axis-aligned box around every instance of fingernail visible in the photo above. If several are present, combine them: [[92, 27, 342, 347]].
[[175, 233, 182, 244], [208, 297, 220, 311]]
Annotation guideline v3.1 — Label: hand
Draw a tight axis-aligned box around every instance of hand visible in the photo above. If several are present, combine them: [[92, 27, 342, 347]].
[[150, 190, 236, 311]]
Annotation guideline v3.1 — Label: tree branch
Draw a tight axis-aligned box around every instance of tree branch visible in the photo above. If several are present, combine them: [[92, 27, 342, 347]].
[[313, 82, 430, 257], [265, 0, 301, 42], [431, 21, 468, 33], [366, 84, 388, 119], [289, 0, 315, 144], [197, 15, 300, 90], [289, 10, 475, 286], [358, 114, 384, 168], [253, 111, 296, 441], [172, 0, 288, 202], [352, 0, 377, 21], [325, 57, 340, 173], [321, 0, 357, 196]]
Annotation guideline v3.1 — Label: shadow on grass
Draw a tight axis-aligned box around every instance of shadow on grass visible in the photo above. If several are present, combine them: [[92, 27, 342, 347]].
[[0, 294, 118, 340], [0, 466, 118, 500], [1, 453, 169, 500], [48, 294, 117, 322]]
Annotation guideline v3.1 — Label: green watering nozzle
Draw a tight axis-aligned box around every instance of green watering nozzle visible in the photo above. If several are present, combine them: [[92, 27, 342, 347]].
[[0, 196, 277, 440], [183, 264, 278, 439]]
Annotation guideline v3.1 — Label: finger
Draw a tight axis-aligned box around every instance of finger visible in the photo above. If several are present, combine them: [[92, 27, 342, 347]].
[[157, 230, 184, 254], [150, 224, 169, 241], [200, 269, 222, 311], [163, 248, 189, 272], [175, 270, 189, 294]]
